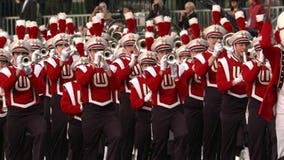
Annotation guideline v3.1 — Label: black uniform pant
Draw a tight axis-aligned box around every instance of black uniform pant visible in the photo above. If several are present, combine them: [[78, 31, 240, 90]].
[[134, 109, 151, 160], [184, 96, 203, 160], [203, 87, 222, 160], [0, 117, 7, 160], [50, 94, 68, 160], [220, 94, 248, 160], [68, 118, 83, 160], [247, 97, 277, 160], [151, 105, 188, 160], [6, 105, 46, 160], [82, 103, 121, 160], [119, 92, 135, 160], [42, 96, 51, 159]]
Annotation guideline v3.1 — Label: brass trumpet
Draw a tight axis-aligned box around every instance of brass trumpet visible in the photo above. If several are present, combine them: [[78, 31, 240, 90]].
[[174, 39, 182, 49], [136, 38, 146, 50], [102, 48, 114, 60], [167, 53, 177, 64], [109, 38, 118, 49], [21, 55, 32, 67], [222, 33, 233, 51], [40, 47, 50, 57]]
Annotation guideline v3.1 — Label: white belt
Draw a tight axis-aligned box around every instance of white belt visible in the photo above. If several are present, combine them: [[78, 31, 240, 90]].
[[142, 106, 152, 111], [73, 115, 82, 121]]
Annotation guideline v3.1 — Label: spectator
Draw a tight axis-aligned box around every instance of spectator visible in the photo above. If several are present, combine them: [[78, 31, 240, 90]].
[[247, 0, 265, 35], [90, 2, 112, 22], [18, 0, 38, 21], [178, 1, 197, 30], [228, 0, 244, 17], [146, 0, 169, 20], [113, 5, 134, 20]]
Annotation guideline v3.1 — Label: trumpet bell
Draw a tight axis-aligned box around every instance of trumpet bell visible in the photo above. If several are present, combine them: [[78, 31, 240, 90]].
[[174, 40, 182, 49], [137, 38, 146, 49], [21, 55, 32, 67], [112, 32, 122, 41], [222, 33, 233, 50], [167, 53, 177, 64], [40, 47, 50, 57], [102, 48, 114, 60]]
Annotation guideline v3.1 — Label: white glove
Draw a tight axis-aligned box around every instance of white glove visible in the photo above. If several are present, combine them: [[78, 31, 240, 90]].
[[101, 59, 110, 71], [256, 49, 264, 63], [213, 42, 223, 57], [144, 91, 152, 102], [60, 47, 74, 61], [16, 55, 24, 70], [31, 50, 40, 63], [128, 54, 138, 68], [160, 55, 168, 71], [93, 51, 103, 65], [24, 66, 32, 75], [170, 63, 178, 78], [232, 74, 243, 86]]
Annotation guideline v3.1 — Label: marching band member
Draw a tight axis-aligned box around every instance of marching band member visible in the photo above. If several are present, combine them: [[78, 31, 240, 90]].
[[60, 79, 83, 160], [193, 24, 227, 160], [129, 51, 157, 160], [0, 47, 10, 160], [145, 35, 187, 160], [241, 38, 277, 160], [111, 11, 142, 160], [45, 32, 77, 160], [0, 39, 46, 160], [180, 38, 208, 160], [75, 36, 121, 160], [216, 30, 252, 160], [258, 12, 284, 160]]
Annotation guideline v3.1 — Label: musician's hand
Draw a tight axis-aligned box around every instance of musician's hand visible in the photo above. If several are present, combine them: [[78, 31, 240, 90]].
[[16, 55, 24, 70], [61, 47, 73, 62], [129, 54, 138, 68], [232, 74, 243, 86], [93, 51, 103, 66], [256, 49, 264, 63], [160, 55, 168, 71], [213, 42, 223, 57], [24, 66, 32, 75], [144, 91, 152, 102]]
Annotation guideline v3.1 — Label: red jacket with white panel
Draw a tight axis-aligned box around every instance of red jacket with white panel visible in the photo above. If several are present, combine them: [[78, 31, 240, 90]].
[[216, 55, 248, 98], [242, 60, 272, 101], [111, 56, 143, 93], [61, 81, 82, 120], [194, 49, 227, 87], [144, 65, 186, 108], [45, 56, 76, 95], [0, 66, 41, 108], [129, 75, 152, 111], [75, 64, 116, 106]]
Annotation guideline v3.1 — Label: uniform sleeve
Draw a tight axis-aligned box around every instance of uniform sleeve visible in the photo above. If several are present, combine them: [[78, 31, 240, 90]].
[[75, 65, 94, 87], [178, 66, 194, 98], [116, 65, 132, 84], [60, 87, 82, 115], [129, 85, 144, 110], [144, 68, 162, 93], [0, 68, 18, 91], [241, 61, 260, 84], [45, 58, 61, 84], [194, 55, 209, 77], [216, 61, 233, 92]]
